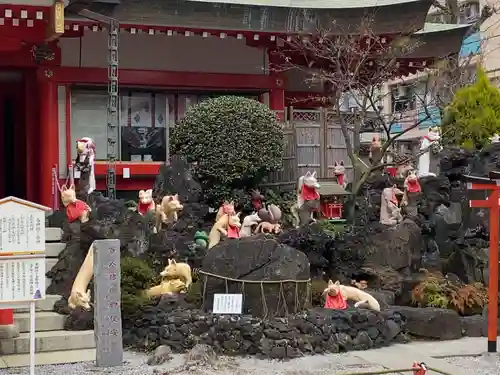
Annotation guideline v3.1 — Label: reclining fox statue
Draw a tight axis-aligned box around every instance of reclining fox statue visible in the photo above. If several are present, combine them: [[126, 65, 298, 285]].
[[322, 280, 380, 312]]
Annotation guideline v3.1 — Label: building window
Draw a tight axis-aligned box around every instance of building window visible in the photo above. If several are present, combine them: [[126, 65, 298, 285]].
[[70, 89, 109, 160], [120, 91, 168, 162], [390, 84, 416, 112], [459, 2, 480, 24], [426, 12, 447, 24], [71, 90, 259, 162], [71, 89, 169, 162]]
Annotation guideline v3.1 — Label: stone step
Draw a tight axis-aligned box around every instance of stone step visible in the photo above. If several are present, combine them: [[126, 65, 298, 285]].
[[0, 330, 96, 355], [46, 258, 57, 270], [14, 311, 66, 333], [45, 243, 65, 258], [0, 348, 96, 368], [45, 227, 62, 242], [14, 295, 61, 313], [45, 257, 58, 288]]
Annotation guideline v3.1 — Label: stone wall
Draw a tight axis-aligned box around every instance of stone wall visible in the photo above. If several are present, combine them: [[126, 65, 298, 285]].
[[124, 306, 407, 359]]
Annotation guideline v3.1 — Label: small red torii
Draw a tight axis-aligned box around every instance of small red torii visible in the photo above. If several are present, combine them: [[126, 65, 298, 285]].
[[466, 172, 500, 353]]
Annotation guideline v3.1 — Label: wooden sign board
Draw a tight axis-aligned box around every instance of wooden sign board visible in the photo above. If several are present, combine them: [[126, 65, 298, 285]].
[[46, 1, 65, 42], [0, 197, 50, 256], [0, 255, 46, 303]]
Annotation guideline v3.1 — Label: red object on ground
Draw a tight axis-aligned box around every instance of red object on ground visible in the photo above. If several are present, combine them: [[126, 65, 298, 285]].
[[412, 362, 427, 375], [0, 309, 14, 325]]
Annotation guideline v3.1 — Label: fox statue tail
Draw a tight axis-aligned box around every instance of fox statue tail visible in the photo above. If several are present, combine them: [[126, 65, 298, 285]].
[[362, 292, 381, 312]]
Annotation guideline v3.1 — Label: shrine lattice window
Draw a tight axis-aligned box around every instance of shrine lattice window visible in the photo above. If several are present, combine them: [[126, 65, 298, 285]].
[[71, 88, 169, 162], [70, 89, 260, 161]]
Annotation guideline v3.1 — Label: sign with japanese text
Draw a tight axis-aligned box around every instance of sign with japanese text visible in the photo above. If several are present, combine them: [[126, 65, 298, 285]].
[[93, 239, 123, 367], [213, 293, 243, 315], [0, 256, 45, 303], [0, 197, 50, 256]]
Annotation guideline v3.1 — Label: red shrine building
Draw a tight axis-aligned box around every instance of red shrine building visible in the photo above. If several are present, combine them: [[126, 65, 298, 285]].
[[0, 0, 467, 208]]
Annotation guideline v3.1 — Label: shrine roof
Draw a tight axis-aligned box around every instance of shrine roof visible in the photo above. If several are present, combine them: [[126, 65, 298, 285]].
[[408, 22, 470, 58], [416, 22, 470, 34], [318, 181, 350, 196], [186, 0, 426, 9]]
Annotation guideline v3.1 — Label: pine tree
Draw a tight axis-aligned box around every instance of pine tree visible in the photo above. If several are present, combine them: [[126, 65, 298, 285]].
[[444, 67, 500, 149]]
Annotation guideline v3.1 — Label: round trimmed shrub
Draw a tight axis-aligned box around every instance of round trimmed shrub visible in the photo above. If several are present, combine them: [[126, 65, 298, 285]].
[[171, 96, 284, 205]]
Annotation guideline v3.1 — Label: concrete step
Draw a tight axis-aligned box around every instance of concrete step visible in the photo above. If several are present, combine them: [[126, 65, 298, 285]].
[[0, 348, 96, 368], [45, 243, 65, 257], [46, 258, 57, 271], [14, 312, 66, 333], [45, 258, 58, 288], [0, 330, 96, 355], [45, 227, 62, 242], [14, 295, 61, 313]]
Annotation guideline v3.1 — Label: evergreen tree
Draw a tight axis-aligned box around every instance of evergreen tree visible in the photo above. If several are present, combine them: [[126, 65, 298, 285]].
[[443, 67, 500, 149]]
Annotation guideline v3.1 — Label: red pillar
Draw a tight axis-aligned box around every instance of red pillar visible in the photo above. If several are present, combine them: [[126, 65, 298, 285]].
[[25, 70, 38, 202], [487, 191, 499, 352], [37, 69, 58, 207], [469, 182, 500, 353], [267, 49, 285, 121]]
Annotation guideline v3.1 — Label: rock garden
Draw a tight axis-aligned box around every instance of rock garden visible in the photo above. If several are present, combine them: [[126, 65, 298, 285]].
[[46, 95, 500, 360]]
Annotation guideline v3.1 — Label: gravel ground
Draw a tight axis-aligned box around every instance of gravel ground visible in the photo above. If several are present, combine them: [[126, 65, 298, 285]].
[[0, 351, 397, 375], [442, 354, 500, 374]]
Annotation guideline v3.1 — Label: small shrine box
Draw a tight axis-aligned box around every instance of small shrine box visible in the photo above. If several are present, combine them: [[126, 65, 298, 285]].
[[317, 180, 351, 222]]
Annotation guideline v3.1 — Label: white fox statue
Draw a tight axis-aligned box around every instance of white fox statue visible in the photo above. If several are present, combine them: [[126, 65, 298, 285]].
[[323, 280, 380, 312]]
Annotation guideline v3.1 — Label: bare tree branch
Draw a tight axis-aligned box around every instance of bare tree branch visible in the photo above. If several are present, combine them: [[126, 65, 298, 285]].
[[271, 19, 475, 195]]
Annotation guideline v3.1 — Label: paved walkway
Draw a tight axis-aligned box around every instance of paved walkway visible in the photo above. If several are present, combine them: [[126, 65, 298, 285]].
[[343, 337, 500, 374]]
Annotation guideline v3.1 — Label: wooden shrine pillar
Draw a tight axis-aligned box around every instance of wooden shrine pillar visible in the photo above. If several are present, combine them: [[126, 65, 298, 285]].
[[466, 173, 500, 353]]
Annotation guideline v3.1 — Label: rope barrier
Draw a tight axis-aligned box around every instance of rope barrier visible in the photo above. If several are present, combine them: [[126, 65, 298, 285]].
[[337, 362, 456, 375], [198, 270, 311, 319], [197, 270, 311, 284]]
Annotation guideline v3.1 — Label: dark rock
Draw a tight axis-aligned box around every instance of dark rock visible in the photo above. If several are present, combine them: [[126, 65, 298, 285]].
[[367, 290, 395, 309], [152, 155, 202, 203], [419, 176, 451, 217], [126, 306, 406, 359], [389, 306, 461, 340], [278, 222, 365, 279], [64, 308, 94, 331], [47, 191, 151, 297], [362, 220, 423, 272], [445, 246, 489, 284], [147, 345, 173, 365], [201, 235, 310, 317], [460, 315, 487, 337], [359, 266, 405, 296]]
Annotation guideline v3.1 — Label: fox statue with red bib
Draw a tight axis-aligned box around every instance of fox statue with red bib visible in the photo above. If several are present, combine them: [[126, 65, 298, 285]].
[[291, 171, 321, 228]]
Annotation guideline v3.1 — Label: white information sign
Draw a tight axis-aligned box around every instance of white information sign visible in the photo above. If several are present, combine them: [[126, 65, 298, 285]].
[[0, 256, 46, 303], [0, 197, 49, 255], [212, 293, 243, 315]]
